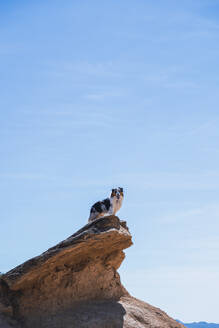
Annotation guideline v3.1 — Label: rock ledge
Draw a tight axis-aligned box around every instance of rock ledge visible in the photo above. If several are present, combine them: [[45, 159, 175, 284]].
[[0, 216, 184, 328]]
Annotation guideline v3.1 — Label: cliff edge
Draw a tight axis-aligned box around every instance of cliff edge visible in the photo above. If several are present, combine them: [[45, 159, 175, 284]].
[[0, 216, 184, 328]]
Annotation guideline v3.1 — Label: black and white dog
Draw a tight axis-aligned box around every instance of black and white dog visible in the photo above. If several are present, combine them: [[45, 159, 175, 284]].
[[88, 187, 124, 222]]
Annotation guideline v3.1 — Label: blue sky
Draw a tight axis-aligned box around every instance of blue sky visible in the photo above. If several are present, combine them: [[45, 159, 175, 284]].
[[1, 0, 219, 323]]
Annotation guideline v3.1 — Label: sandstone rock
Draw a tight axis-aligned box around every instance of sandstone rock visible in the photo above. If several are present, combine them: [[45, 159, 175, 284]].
[[0, 216, 185, 328]]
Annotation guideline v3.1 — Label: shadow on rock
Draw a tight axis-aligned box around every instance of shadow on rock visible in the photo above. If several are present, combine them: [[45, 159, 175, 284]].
[[27, 300, 126, 328]]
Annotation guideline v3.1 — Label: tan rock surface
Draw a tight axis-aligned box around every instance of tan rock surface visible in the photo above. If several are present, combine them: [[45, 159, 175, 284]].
[[0, 216, 185, 328]]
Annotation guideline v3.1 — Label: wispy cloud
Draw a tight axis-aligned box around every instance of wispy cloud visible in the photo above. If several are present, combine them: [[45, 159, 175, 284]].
[[0, 111, 122, 135], [119, 265, 219, 322], [0, 173, 55, 181], [47, 60, 122, 79], [152, 203, 219, 264], [115, 171, 219, 191], [84, 89, 123, 100]]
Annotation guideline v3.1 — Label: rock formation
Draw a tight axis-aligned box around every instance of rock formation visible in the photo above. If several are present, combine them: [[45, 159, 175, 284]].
[[0, 216, 185, 328]]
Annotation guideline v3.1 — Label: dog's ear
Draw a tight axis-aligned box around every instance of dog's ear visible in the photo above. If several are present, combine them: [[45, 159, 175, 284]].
[[111, 189, 116, 196], [119, 187, 123, 192]]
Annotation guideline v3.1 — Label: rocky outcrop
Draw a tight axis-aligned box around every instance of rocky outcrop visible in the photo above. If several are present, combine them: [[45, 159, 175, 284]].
[[0, 216, 184, 328]]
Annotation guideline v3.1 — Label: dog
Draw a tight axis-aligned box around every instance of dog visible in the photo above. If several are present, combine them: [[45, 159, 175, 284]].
[[88, 187, 124, 222]]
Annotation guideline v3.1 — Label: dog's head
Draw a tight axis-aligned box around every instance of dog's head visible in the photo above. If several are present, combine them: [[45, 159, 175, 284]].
[[111, 187, 124, 199], [111, 188, 117, 198]]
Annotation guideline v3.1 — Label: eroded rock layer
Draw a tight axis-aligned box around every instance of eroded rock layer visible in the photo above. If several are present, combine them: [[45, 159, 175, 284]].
[[0, 216, 184, 328]]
